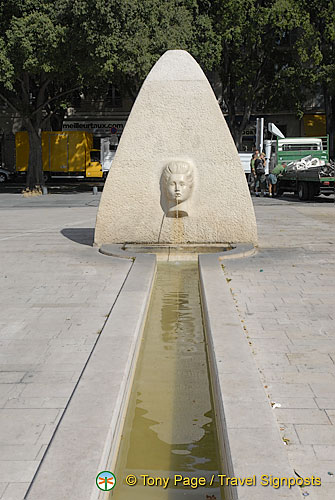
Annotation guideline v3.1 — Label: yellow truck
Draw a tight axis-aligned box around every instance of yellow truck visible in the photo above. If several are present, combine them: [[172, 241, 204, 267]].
[[16, 131, 103, 180]]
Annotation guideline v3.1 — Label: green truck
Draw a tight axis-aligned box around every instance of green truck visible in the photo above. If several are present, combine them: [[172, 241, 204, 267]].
[[267, 136, 329, 169], [267, 136, 333, 200], [276, 136, 329, 165], [276, 156, 334, 200]]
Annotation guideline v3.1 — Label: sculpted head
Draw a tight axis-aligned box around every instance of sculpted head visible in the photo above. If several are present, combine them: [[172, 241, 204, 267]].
[[163, 161, 194, 202], [161, 161, 194, 217]]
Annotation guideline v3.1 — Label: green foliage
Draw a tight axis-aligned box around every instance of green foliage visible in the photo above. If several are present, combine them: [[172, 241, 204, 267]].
[[0, 0, 219, 185], [7, 13, 66, 73], [209, 0, 333, 145], [0, 38, 14, 89], [0, 0, 333, 179], [0, 0, 218, 115], [113, 0, 220, 91], [296, 0, 335, 90]]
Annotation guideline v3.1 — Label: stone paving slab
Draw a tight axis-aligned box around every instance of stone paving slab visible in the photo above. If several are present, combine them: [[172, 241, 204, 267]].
[[1, 191, 334, 499], [223, 194, 335, 499], [0, 193, 131, 499]]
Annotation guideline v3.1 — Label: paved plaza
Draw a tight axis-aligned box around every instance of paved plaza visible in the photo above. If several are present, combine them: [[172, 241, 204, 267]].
[[224, 194, 335, 499], [0, 192, 131, 499], [0, 191, 334, 499]]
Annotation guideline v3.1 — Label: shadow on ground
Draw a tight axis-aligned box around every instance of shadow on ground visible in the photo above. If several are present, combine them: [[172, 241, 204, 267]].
[[252, 193, 334, 205], [0, 181, 104, 194], [61, 228, 94, 246], [279, 193, 334, 203]]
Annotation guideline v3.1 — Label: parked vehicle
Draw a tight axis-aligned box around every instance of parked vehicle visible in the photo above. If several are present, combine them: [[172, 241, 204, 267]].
[[100, 136, 118, 178], [273, 136, 328, 166], [277, 156, 335, 200], [239, 134, 329, 185], [16, 131, 103, 180], [0, 167, 11, 183], [238, 152, 253, 178]]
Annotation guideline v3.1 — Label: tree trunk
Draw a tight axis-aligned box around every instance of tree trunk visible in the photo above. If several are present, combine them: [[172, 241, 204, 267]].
[[224, 90, 241, 148], [23, 72, 49, 190], [231, 123, 243, 150], [324, 88, 335, 160], [26, 122, 44, 189], [227, 99, 253, 150]]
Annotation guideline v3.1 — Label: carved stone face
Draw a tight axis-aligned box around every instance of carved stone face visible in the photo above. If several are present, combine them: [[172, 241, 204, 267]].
[[166, 173, 192, 203], [162, 161, 194, 217]]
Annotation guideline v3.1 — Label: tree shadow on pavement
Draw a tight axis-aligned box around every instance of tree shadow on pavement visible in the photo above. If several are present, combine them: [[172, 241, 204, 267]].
[[278, 193, 334, 203], [61, 228, 94, 246]]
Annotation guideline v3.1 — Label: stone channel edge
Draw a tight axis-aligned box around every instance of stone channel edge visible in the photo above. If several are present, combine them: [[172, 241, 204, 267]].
[[199, 252, 302, 500]]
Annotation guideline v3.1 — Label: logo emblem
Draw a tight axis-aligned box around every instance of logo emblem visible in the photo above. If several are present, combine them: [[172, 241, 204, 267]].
[[96, 471, 116, 491]]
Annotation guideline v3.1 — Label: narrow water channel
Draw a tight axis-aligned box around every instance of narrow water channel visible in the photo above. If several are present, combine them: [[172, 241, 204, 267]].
[[111, 262, 224, 499]]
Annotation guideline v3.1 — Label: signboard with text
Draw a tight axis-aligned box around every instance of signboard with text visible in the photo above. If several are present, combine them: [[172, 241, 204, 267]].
[[62, 120, 126, 136]]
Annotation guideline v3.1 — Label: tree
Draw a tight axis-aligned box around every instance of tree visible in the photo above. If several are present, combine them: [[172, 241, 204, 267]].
[[295, 0, 335, 158], [0, 0, 121, 189], [107, 0, 220, 100], [0, 0, 220, 189], [210, 0, 313, 149]]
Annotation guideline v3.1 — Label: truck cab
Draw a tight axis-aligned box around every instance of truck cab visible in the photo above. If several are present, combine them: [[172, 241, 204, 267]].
[[100, 136, 118, 179], [87, 149, 103, 178]]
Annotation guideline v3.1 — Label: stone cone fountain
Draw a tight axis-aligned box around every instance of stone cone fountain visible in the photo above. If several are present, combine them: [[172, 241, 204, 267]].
[[26, 52, 302, 500], [94, 50, 257, 247]]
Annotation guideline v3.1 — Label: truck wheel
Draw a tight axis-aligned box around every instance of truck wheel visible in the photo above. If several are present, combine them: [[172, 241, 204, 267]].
[[0, 172, 7, 183], [308, 183, 316, 200], [298, 182, 309, 201], [43, 172, 50, 183]]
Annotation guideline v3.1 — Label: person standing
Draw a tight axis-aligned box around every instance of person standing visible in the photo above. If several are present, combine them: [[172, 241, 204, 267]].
[[248, 150, 259, 193], [250, 149, 260, 194], [254, 152, 266, 196]]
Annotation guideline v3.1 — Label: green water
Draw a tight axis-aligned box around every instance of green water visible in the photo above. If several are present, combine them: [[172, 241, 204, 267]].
[[111, 263, 224, 499]]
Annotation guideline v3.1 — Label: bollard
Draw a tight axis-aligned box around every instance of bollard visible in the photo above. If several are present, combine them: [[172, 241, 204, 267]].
[[93, 186, 98, 195], [42, 186, 48, 195]]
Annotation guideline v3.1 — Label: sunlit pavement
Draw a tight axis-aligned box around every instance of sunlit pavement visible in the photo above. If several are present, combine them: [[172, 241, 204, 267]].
[[0, 193, 131, 499], [224, 193, 335, 500], [0, 191, 334, 499]]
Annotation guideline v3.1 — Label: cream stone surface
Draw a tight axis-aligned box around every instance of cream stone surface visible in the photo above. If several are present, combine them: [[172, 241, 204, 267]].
[[95, 50, 257, 245]]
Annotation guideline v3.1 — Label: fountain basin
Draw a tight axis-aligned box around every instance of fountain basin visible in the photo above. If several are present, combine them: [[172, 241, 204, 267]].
[[99, 243, 256, 261]]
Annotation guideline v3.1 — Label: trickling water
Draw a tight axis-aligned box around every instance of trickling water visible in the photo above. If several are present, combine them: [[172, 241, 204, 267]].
[[110, 263, 224, 499], [171, 198, 185, 245], [172, 218, 184, 245]]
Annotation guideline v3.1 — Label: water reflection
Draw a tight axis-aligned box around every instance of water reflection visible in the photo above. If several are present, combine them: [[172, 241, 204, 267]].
[[111, 263, 224, 499]]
